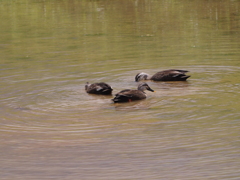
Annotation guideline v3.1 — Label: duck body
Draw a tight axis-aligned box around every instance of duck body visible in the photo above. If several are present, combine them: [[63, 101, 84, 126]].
[[135, 69, 190, 82], [85, 82, 113, 95], [112, 83, 154, 103]]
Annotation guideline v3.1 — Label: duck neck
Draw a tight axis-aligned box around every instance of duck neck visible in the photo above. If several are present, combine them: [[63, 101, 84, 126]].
[[85, 82, 90, 90], [138, 87, 146, 92]]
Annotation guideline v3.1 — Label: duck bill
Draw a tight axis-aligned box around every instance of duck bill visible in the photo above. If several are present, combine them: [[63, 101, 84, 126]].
[[147, 87, 154, 92]]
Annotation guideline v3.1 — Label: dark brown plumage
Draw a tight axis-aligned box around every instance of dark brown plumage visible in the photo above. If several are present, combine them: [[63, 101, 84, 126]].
[[135, 69, 190, 82], [112, 83, 154, 103], [85, 82, 113, 95]]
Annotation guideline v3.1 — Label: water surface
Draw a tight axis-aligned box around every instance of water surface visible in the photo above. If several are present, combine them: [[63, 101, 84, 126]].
[[0, 0, 240, 179]]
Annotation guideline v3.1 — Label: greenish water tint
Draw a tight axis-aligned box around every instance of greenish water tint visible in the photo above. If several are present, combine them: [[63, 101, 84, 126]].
[[0, 0, 240, 179]]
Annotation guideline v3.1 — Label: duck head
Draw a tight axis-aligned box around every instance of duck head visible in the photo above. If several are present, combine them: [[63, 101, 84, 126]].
[[138, 82, 154, 92], [135, 72, 150, 82]]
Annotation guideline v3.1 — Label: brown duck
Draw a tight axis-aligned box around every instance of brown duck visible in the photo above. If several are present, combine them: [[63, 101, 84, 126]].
[[85, 82, 113, 95], [112, 82, 154, 103], [135, 69, 190, 82]]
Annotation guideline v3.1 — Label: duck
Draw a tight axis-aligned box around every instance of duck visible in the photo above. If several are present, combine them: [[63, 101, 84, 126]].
[[85, 82, 113, 95], [112, 82, 154, 103], [135, 69, 190, 82]]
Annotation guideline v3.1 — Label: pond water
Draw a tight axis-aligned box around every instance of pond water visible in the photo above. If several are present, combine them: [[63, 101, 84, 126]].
[[0, 0, 240, 179]]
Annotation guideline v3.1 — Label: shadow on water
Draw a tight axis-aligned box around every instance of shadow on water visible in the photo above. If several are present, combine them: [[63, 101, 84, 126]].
[[111, 99, 152, 111]]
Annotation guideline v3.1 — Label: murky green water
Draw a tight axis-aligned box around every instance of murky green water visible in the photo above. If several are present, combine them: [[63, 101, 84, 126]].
[[1, 0, 240, 179]]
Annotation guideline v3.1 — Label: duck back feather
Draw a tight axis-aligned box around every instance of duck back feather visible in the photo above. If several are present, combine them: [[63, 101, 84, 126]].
[[112, 83, 154, 103], [135, 69, 190, 82], [85, 82, 113, 95]]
